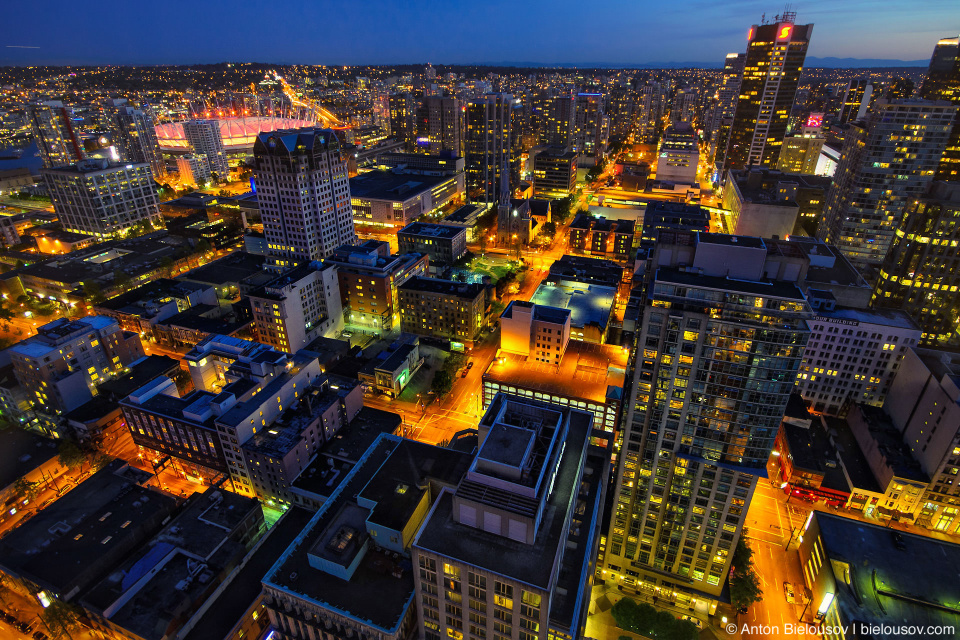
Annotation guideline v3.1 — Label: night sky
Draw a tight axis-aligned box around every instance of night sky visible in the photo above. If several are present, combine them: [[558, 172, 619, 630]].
[[1, 0, 956, 66]]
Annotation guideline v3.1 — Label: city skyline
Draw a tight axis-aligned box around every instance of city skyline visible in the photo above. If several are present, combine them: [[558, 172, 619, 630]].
[[1, 1, 957, 67]]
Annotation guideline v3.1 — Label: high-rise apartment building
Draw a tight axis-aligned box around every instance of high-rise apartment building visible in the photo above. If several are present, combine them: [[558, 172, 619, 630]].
[[398, 277, 487, 345], [181, 119, 229, 178], [604, 231, 812, 612], [101, 98, 165, 178], [42, 158, 162, 238], [416, 96, 461, 154], [723, 16, 813, 173], [709, 54, 745, 164], [671, 89, 697, 124], [574, 93, 607, 156], [609, 83, 636, 139], [9, 316, 145, 414], [413, 392, 609, 640], [176, 153, 211, 185], [777, 134, 824, 174], [29, 101, 85, 168], [532, 147, 578, 199], [253, 128, 356, 270], [656, 123, 699, 184], [818, 99, 957, 268], [540, 94, 575, 149], [465, 94, 514, 205], [248, 262, 344, 352], [920, 36, 960, 182], [389, 92, 417, 148], [835, 79, 874, 126], [873, 181, 960, 347]]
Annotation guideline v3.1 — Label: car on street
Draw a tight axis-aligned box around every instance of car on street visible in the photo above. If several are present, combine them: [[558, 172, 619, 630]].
[[678, 614, 703, 629], [783, 581, 796, 603]]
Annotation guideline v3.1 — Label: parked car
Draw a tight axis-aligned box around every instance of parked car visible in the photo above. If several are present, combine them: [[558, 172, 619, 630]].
[[783, 581, 796, 603], [466, 361, 474, 370], [34, 631, 49, 640], [678, 614, 703, 629]]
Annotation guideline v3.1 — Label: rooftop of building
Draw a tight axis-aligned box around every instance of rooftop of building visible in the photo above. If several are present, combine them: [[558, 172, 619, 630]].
[[66, 355, 181, 423], [0, 427, 59, 491], [96, 278, 213, 315], [501, 300, 572, 325], [821, 416, 884, 494], [290, 406, 403, 499], [181, 506, 314, 640], [655, 267, 808, 301], [398, 276, 485, 298], [254, 128, 343, 157], [82, 487, 261, 640], [530, 280, 615, 330], [546, 254, 624, 289], [569, 212, 636, 234], [398, 222, 465, 240], [854, 405, 929, 484], [769, 237, 870, 290], [18, 232, 185, 290], [376, 342, 418, 374], [443, 204, 484, 224], [349, 170, 451, 202], [266, 436, 472, 632], [0, 459, 175, 596], [813, 307, 921, 332], [247, 262, 332, 302], [780, 397, 850, 494], [484, 340, 627, 406], [177, 251, 267, 288], [8, 315, 119, 358], [813, 511, 960, 630], [414, 398, 596, 591], [729, 168, 832, 204], [914, 348, 960, 389], [41, 158, 148, 175]]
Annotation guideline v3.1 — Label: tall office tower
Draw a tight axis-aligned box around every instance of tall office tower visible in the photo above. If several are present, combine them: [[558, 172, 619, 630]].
[[722, 14, 813, 173], [921, 37, 960, 182], [181, 119, 229, 178], [465, 93, 514, 205], [574, 93, 607, 156], [636, 84, 666, 144], [671, 89, 697, 124], [42, 158, 161, 238], [709, 54, 745, 162], [416, 96, 461, 154], [101, 99, 165, 178], [413, 392, 608, 640], [253, 128, 356, 270], [372, 90, 391, 133], [29, 101, 84, 168], [818, 99, 957, 268], [540, 94, 575, 149], [873, 181, 960, 347], [604, 231, 812, 612], [835, 79, 874, 126], [609, 83, 636, 139], [389, 92, 417, 148]]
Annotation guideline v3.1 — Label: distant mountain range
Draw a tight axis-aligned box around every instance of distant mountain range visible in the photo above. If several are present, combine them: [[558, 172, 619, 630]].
[[486, 57, 928, 69]]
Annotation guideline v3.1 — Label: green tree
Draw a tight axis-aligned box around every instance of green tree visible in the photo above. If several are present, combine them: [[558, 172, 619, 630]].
[[541, 221, 557, 238], [443, 352, 466, 375], [552, 195, 574, 224], [729, 537, 763, 611], [478, 232, 487, 254], [159, 256, 175, 278], [490, 300, 506, 318], [430, 370, 454, 399], [41, 599, 81, 639], [83, 281, 105, 305], [58, 440, 87, 472], [196, 238, 213, 256], [113, 269, 132, 291], [12, 476, 40, 504]]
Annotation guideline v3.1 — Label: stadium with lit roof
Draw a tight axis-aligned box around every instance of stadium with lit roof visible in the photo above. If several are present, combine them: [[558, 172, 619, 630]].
[[155, 116, 317, 153]]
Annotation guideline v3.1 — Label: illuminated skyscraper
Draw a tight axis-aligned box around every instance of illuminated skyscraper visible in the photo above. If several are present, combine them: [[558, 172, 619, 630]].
[[29, 101, 84, 168], [465, 93, 514, 205], [102, 98, 165, 178], [182, 119, 229, 178], [921, 36, 960, 182], [416, 96, 461, 154], [835, 79, 874, 126], [389, 92, 416, 148], [722, 14, 812, 173], [603, 231, 811, 612], [574, 93, 607, 156], [540, 93, 575, 149], [818, 99, 957, 268], [873, 181, 960, 347], [253, 128, 356, 270], [708, 54, 744, 163]]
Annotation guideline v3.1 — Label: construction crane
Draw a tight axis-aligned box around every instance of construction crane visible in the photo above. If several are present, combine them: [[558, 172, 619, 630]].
[[272, 72, 348, 130]]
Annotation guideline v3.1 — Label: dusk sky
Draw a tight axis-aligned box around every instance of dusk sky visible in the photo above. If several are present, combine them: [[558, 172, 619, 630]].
[[1, 0, 957, 66]]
